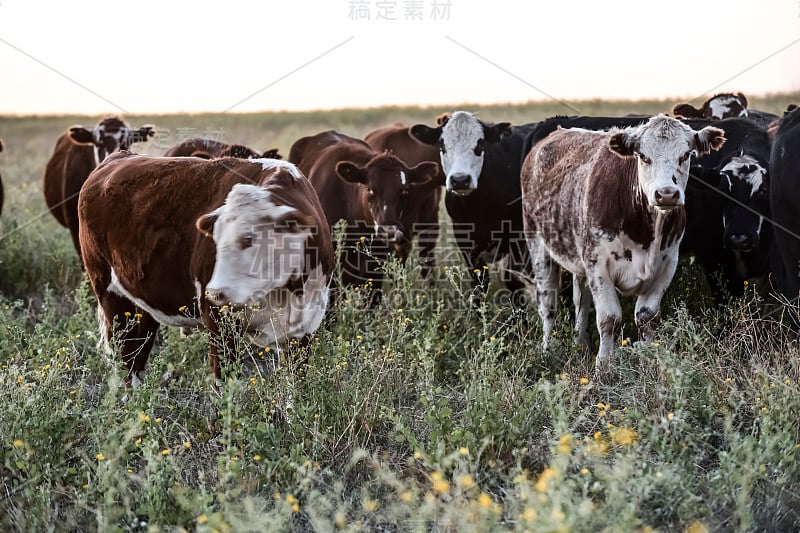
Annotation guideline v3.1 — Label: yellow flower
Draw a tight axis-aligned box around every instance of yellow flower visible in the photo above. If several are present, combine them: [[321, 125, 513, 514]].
[[273, 491, 282, 500], [363, 499, 378, 512], [96, 453, 105, 461], [686, 521, 708, 533], [459, 446, 469, 455], [124, 311, 131, 317], [184, 441, 191, 449], [478, 492, 493, 509], [522, 506, 537, 521], [621, 339, 629, 346], [413, 451, 422, 459], [535, 467, 558, 493], [253, 455, 262, 462], [197, 515, 208, 525], [334, 511, 346, 527], [431, 471, 450, 493], [610, 427, 638, 447], [161, 449, 170, 456], [400, 491, 413, 503], [667, 412, 674, 421], [579, 377, 589, 385], [286, 495, 297, 504], [292, 503, 300, 513], [580, 467, 590, 475], [138, 412, 150, 423], [179, 306, 187, 312], [459, 474, 475, 489], [12, 439, 24, 448]]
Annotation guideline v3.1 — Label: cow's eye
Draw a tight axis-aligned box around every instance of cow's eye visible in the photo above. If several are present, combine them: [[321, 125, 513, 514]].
[[474, 139, 486, 156], [637, 152, 652, 165], [366, 187, 375, 196], [239, 234, 254, 249], [438, 139, 447, 154], [679, 150, 692, 165]]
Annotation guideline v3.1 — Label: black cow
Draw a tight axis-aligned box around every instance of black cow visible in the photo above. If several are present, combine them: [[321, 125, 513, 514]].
[[769, 106, 800, 303], [673, 92, 778, 129], [410, 112, 537, 306], [523, 115, 772, 303]]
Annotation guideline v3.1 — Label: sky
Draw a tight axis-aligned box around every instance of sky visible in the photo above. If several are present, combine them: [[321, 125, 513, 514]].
[[1, 0, 799, 115]]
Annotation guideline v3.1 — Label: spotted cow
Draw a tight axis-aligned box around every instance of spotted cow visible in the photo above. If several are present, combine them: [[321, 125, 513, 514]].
[[364, 123, 444, 274], [673, 92, 777, 129], [43, 117, 155, 258], [165, 137, 281, 160], [79, 154, 333, 385], [410, 112, 538, 306], [522, 115, 725, 374], [289, 130, 438, 296]]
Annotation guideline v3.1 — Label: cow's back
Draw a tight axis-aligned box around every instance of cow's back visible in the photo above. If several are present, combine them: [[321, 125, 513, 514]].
[[289, 130, 362, 177], [164, 138, 228, 158], [43, 133, 94, 228], [770, 108, 800, 298]]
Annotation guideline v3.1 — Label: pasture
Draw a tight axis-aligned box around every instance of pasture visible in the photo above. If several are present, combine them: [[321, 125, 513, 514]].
[[1, 95, 800, 532]]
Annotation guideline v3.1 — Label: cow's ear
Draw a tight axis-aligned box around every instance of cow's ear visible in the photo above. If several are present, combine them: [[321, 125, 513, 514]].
[[736, 92, 748, 109], [409, 124, 442, 146], [694, 126, 726, 155], [133, 125, 155, 142], [485, 122, 512, 142], [336, 161, 367, 183], [69, 126, 95, 144], [786, 104, 797, 115], [408, 161, 438, 184], [608, 131, 638, 157], [196, 210, 220, 237], [435, 113, 451, 126], [0, 138, 4, 153], [672, 103, 702, 118], [262, 148, 282, 159]]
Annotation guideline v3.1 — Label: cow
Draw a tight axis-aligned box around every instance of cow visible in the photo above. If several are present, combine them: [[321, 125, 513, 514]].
[[679, 117, 773, 301], [165, 137, 281, 160], [364, 123, 444, 273], [769, 106, 800, 306], [288, 130, 438, 298], [0, 139, 4, 217], [673, 92, 777, 129], [43, 117, 155, 258], [78, 153, 333, 386], [410, 112, 538, 307], [521, 115, 725, 375]]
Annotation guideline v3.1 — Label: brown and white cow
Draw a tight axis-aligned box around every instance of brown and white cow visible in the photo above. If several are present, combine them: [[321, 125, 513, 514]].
[[521, 115, 725, 375], [289, 130, 438, 293], [364, 124, 444, 272], [673, 92, 749, 120], [165, 137, 281, 160], [43, 117, 155, 258], [79, 153, 333, 386]]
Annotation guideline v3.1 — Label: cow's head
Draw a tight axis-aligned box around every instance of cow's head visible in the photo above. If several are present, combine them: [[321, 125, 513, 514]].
[[220, 144, 262, 159], [336, 153, 437, 244], [410, 111, 511, 194], [673, 92, 748, 120], [717, 153, 769, 251], [198, 181, 313, 307], [609, 115, 726, 210], [69, 117, 155, 162]]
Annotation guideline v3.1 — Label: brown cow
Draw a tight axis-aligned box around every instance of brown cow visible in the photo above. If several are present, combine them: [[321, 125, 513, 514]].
[[289, 130, 438, 293], [43, 117, 155, 258], [165, 137, 281, 160], [364, 124, 444, 273], [79, 154, 333, 386], [522, 115, 724, 376]]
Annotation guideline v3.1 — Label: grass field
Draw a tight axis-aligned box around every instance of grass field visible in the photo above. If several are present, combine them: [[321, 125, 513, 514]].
[[1, 95, 800, 532]]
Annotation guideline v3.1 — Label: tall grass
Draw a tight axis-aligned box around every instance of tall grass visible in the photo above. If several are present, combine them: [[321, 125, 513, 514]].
[[1, 95, 800, 531]]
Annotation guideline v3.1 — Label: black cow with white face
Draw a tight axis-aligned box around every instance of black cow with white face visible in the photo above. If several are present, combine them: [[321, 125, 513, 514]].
[[410, 111, 538, 306], [769, 106, 800, 304]]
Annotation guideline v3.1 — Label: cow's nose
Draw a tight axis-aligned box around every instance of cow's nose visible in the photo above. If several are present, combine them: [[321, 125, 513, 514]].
[[449, 173, 472, 190], [654, 186, 681, 207], [205, 287, 228, 305], [726, 233, 757, 250], [393, 228, 408, 244]]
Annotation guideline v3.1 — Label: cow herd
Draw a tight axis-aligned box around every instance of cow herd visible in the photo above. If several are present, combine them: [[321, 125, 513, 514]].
[[1, 92, 798, 383]]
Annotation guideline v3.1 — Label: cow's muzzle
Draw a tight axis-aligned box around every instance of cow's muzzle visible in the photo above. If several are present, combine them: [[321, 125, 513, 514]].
[[725, 233, 758, 252], [653, 186, 682, 209], [447, 173, 476, 195]]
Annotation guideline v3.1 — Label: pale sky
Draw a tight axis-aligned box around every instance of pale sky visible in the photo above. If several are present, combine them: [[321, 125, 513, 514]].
[[1, 0, 799, 115]]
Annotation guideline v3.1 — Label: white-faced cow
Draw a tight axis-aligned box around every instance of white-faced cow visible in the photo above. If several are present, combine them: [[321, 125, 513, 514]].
[[522, 115, 725, 375], [43, 117, 155, 258], [769, 106, 800, 305], [673, 92, 778, 129], [79, 153, 333, 386], [289, 130, 438, 298], [364, 124, 444, 274], [410, 112, 538, 306], [165, 137, 281, 160]]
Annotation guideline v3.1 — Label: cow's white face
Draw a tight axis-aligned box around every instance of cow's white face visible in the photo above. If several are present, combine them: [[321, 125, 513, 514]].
[[609, 116, 726, 210], [719, 154, 768, 250], [707, 94, 748, 119], [438, 112, 486, 193], [200, 184, 311, 307]]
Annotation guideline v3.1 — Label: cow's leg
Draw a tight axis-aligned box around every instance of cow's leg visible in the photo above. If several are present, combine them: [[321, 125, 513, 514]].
[[98, 292, 159, 387], [505, 234, 532, 308], [531, 239, 560, 351], [589, 275, 622, 374], [634, 254, 679, 342], [573, 274, 594, 351]]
